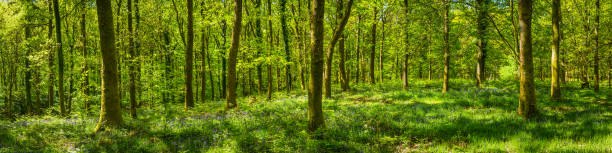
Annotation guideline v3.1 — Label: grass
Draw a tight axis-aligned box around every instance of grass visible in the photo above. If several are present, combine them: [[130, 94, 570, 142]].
[[0, 79, 611, 152]]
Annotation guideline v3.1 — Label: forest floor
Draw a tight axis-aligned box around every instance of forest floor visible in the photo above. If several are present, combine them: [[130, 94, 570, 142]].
[[1, 79, 611, 153]]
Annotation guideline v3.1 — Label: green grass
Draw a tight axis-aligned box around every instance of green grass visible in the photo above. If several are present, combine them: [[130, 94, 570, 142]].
[[1, 79, 611, 152]]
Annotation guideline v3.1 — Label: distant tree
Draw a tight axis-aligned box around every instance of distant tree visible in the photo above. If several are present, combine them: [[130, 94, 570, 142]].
[[370, 7, 377, 84], [476, 0, 489, 88], [442, 0, 450, 93], [324, 0, 354, 97], [53, 0, 66, 115], [593, 0, 600, 92]]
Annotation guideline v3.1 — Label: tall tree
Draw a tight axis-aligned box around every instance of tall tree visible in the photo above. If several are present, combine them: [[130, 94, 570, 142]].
[[127, 0, 138, 117], [476, 0, 489, 88], [94, 0, 124, 131], [53, 0, 66, 115], [308, 0, 325, 132], [550, 0, 562, 100], [324, 0, 354, 98], [593, 0, 600, 92], [80, 0, 90, 112], [517, 0, 536, 119], [280, 0, 292, 91], [441, 0, 450, 93], [255, 0, 263, 93], [226, 0, 243, 110], [47, 0, 55, 109], [184, 0, 195, 109], [370, 7, 377, 84]]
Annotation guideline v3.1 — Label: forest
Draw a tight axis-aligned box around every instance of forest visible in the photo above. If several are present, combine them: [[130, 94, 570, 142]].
[[0, 0, 611, 152]]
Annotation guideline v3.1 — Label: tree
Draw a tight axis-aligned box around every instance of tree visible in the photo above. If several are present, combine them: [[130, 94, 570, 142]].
[[370, 7, 377, 84], [128, 0, 138, 117], [517, 0, 536, 119], [550, 0, 561, 101], [80, 0, 90, 112], [94, 0, 124, 131], [324, 0, 354, 98], [280, 0, 292, 92], [593, 0, 600, 92], [52, 0, 66, 115], [441, 0, 450, 93], [184, 0, 195, 109], [47, 0, 55, 109], [308, 0, 325, 132], [476, 0, 489, 88], [226, 0, 243, 110]]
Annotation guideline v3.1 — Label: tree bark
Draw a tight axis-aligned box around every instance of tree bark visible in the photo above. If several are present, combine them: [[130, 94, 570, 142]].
[[550, 0, 561, 101], [94, 0, 124, 132], [593, 0, 600, 92], [184, 0, 195, 109], [280, 0, 292, 92], [370, 8, 377, 84], [47, 0, 55, 109], [324, 0, 354, 97], [226, 0, 242, 110], [255, 0, 264, 93], [127, 0, 138, 117], [517, 0, 536, 119], [80, 3, 90, 112], [308, 0, 325, 132], [442, 0, 450, 93], [476, 0, 488, 88], [53, 0, 66, 115]]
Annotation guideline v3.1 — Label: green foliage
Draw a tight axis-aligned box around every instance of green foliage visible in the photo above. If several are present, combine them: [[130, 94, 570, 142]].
[[1, 80, 611, 152]]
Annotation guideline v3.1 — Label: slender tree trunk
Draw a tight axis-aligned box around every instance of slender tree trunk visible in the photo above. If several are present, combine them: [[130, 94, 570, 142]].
[[280, 0, 292, 92], [127, 0, 138, 117], [266, 0, 274, 100], [593, 0, 600, 92], [517, 0, 536, 119], [221, 20, 227, 99], [53, 0, 66, 115], [308, 0, 325, 132], [47, 0, 55, 109], [226, 0, 242, 110], [379, 12, 384, 85], [442, 0, 450, 93], [402, 0, 410, 89], [80, 4, 90, 112], [550, 0, 561, 101], [370, 8, 377, 84], [94, 0, 123, 132], [255, 0, 264, 93], [582, 0, 590, 89], [428, 33, 432, 80], [324, 0, 353, 97], [25, 21, 32, 115], [339, 35, 348, 91], [476, 0, 488, 88], [200, 5, 208, 103], [184, 0, 195, 109], [356, 15, 361, 84]]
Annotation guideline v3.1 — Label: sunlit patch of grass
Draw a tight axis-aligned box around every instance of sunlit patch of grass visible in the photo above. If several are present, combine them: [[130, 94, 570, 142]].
[[1, 79, 611, 152]]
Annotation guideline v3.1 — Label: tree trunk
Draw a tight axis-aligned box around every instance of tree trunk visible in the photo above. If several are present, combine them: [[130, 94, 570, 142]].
[[339, 35, 348, 91], [184, 0, 195, 109], [324, 0, 354, 97], [80, 5, 90, 112], [47, 0, 55, 109], [94, 0, 124, 132], [255, 0, 264, 93], [127, 0, 138, 117], [53, 0, 66, 115], [280, 0, 292, 92], [517, 0, 536, 119], [379, 11, 384, 85], [226, 0, 242, 110], [593, 0, 600, 92], [442, 0, 450, 93], [476, 0, 488, 88], [266, 0, 274, 100], [370, 8, 377, 84], [550, 0, 561, 101], [308, 0, 325, 132], [200, 8, 208, 103]]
